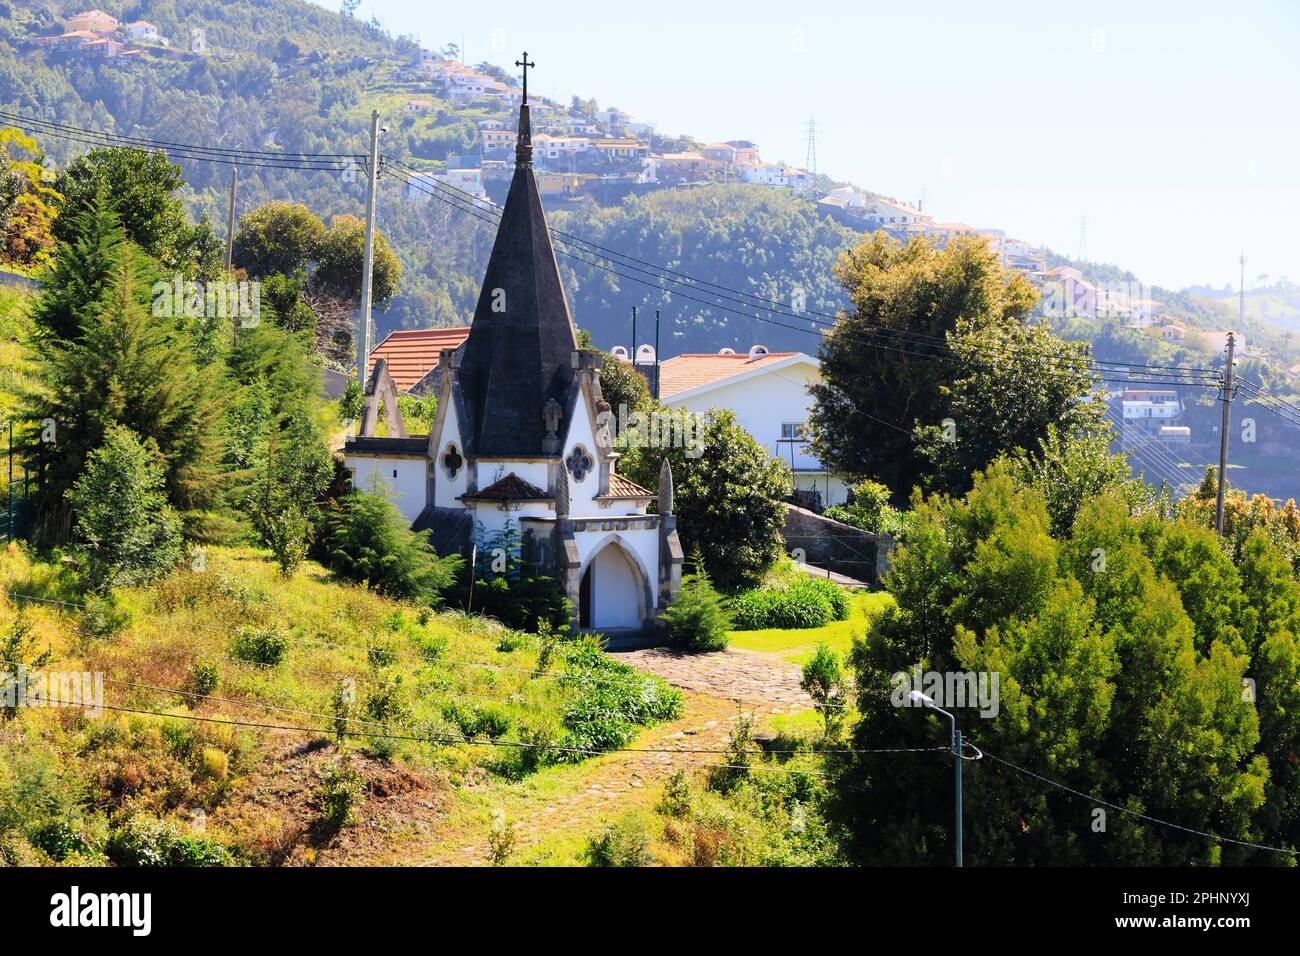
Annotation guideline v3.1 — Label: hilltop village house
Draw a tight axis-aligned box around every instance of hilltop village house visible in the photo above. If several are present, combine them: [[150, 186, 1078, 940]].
[[345, 98, 682, 632]]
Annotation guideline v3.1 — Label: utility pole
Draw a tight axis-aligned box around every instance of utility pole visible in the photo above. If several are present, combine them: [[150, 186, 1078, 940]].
[[954, 724, 963, 868], [653, 309, 661, 400], [909, 691, 962, 866], [630, 306, 638, 364], [1216, 330, 1237, 535], [224, 165, 237, 272], [357, 110, 381, 387], [804, 116, 818, 175]]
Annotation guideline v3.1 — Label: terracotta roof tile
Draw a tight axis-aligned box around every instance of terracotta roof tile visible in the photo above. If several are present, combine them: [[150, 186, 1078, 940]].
[[460, 472, 551, 502], [657, 352, 802, 397], [366, 327, 470, 391], [597, 474, 654, 499]]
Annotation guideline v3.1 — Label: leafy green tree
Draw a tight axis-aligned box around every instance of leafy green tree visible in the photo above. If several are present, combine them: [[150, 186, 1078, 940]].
[[69, 425, 184, 591], [261, 271, 316, 334], [232, 202, 326, 279], [314, 214, 401, 305], [622, 408, 792, 590], [0, 128, 59, 270], [599, 351, 652, 415], [828, 465, 1268, 866], [1008, 424, 1158, 538], [255, 409, 332, 576], [809, 234, 1037, 501], [916, 318, 1106, 496], [53, 148, 190, 268]]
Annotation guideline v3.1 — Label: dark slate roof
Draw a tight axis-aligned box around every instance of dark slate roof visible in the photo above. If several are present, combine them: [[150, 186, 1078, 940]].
[[455, 103, 578, 458], [460, 472, 552, 503], [412, 505, 473, 556], [344, 436, 428, 457]]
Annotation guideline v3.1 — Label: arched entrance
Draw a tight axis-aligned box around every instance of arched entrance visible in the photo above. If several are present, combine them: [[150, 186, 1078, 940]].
[[578, 537, 649, 630]]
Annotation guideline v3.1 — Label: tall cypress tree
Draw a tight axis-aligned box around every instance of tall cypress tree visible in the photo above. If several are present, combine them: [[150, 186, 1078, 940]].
[[28, 201, 224, 541]]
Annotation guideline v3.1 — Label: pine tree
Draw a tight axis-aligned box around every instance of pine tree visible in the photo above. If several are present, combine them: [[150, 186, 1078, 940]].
[[28, 220, 224, 540]]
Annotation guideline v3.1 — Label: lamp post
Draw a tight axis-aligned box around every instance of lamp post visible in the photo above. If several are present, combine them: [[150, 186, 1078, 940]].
[[908, 689, 962, 867]]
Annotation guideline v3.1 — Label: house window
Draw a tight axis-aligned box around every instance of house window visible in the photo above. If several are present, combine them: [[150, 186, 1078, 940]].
[[442, 443, 463, 479], [781, 422, 810, 442], [565, 445, 594, 483]]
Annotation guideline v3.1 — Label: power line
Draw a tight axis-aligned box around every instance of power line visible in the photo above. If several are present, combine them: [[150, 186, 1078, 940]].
[[979, 746, 1298, 857], [382, 157, 1218, 382], [0, 109, 361, 173], [388, 164, 1222, 390], [0, 107, 362, 161]]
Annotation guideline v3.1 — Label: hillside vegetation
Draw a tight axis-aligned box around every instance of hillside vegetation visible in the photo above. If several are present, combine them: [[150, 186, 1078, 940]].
[[0, 544, 690, 865]]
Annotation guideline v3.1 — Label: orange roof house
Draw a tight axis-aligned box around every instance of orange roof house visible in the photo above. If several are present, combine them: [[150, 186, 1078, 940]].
[[657, 350, 803, 398], [365, 327, 471, 392]]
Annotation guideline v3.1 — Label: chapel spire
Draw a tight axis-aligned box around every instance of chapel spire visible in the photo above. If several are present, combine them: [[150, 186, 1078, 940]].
[[455, 53, 580, 459], [514, 51, 535, 168]]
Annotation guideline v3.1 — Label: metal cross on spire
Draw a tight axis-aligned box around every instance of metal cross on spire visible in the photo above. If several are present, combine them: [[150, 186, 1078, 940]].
[[515, 51, 535, 103]]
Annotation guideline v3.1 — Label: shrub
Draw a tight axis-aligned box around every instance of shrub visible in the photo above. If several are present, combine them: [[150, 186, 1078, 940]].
[[487, 808, 516, 865], [198, 747, 229, 782], [321, 490, 462, 601], [69, 425, 184, 591], [315, 756, 365, 830], [709, 713, 756, 794], [796, 577, 852, 620], [231, 625, 289, 666], [105, 815, 230, 867], [187, 659, 220, 696], [363, 676, 410, 725], [658, 769, 693, 818], [800, 643, 849, 737], [730, 578, 850, 631], [30, 818, 93, 862], [81, 593, 130, 639], [550, 639, 683, 762], [662, 560, 732, 651], [584, 816, 651, 867]]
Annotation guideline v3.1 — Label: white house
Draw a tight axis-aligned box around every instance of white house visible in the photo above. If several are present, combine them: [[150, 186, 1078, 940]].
[[1121, 388, 1183, 427], [123, 21, 161, 44], [742, 163, 813, 192], [405, 168, 488, 203], [345, 100, 682, 632], [658, 347, 850, 508]]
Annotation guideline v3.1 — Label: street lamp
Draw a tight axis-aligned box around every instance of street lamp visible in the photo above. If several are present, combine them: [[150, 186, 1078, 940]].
[[908, 689, 963, 867]]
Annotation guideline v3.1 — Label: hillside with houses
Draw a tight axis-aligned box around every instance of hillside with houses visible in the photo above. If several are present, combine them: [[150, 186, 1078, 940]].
[[2, 2, 1300, 910]]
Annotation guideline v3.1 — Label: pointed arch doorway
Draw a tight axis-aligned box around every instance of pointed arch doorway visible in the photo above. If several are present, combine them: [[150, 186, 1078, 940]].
[[578, 537, 650, 630]]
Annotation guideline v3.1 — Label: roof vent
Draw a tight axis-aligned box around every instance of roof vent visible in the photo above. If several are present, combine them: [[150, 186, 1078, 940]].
[[746, 344, 770, 362], [718, 347, 736, 355]]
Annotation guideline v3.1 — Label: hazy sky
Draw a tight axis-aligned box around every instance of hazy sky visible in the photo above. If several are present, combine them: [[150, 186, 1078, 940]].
[[317, 0, 1298, 291]]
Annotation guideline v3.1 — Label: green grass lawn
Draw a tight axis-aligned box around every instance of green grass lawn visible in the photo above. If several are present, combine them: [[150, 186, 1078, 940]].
[[727, 590, 894, 664]]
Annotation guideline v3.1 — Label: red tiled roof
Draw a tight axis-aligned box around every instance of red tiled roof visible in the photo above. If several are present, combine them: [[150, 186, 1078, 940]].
[[460, 472, 551, 502], [657, 352, 802, 397], [367, 327, 470, 392], [597, 474, 654, 499]]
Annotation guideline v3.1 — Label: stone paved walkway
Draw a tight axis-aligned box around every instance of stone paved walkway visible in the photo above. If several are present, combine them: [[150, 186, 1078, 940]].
[[611, 645, 815, 715], [422, 646, 816, 865]]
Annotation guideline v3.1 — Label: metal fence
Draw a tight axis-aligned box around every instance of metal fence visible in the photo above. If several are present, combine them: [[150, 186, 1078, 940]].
[[2, 422, 34, 546]]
